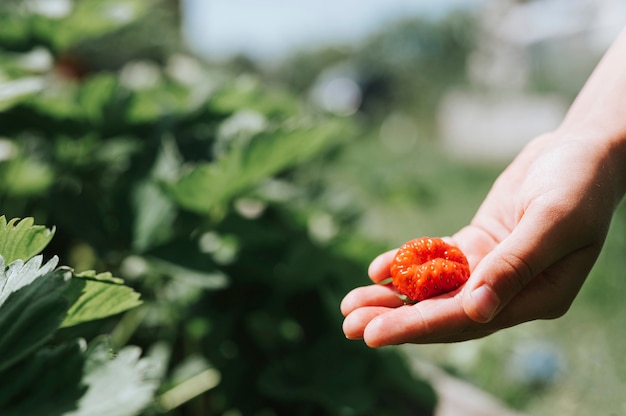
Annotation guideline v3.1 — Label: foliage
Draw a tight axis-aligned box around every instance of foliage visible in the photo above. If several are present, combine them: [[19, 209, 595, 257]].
[[0, 1, 437, 415], [0, 216, 151, 416]]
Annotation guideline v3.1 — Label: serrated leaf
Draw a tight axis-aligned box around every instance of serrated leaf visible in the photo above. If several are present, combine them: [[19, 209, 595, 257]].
[[0, 269, 72, 372], [168, 121, 344, 213], [65, 338, 159, 416], [0, 255, 59, 307], [0, 217, 55, 264], [61, 271, 142, 328], [0, 340, 87, 416], [73, 269, 124, 284]]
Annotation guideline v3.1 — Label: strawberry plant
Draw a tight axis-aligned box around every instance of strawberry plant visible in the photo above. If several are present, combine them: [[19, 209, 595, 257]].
[[0, 1, 437, 415], [0, 216, 155, 416]]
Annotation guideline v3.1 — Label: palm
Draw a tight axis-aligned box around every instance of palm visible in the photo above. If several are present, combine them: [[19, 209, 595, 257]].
[[342, 134, 615, 346]]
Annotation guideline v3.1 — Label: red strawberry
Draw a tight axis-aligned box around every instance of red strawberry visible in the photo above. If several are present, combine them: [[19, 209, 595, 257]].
[[390, 237, 470, 302]]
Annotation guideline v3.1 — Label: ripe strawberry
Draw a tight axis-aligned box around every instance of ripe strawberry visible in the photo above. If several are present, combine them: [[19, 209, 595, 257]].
[[390, 237, 470, 302]]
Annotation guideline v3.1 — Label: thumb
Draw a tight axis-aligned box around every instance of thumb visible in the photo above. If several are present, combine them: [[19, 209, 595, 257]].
[[461, 207, 583, 323]]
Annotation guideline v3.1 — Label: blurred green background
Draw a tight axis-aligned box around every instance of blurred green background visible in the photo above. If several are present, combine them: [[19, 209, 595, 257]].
[[1, 0, 626, 415]]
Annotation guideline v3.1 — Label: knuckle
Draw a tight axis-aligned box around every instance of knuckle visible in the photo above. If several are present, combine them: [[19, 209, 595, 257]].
[[497, 251, 535, 291]]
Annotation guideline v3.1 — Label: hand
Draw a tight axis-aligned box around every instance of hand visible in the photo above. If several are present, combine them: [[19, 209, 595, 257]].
[[341, 132, 624, 346]]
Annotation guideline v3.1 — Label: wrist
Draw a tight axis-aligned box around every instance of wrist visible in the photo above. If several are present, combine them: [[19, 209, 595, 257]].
[[552, 123, 626, 205], [551, 28, 626, 202]]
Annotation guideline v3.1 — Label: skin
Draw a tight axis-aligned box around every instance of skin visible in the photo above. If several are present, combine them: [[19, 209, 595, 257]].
[[341, 29, 626, 347]]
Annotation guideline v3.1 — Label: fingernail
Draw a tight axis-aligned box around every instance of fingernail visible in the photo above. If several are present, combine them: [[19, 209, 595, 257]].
[[470, 285, 500, 322]]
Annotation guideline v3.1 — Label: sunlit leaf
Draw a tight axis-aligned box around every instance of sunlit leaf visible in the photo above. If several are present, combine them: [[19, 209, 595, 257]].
[[0, 159, 55, 196], [0, 255, 59, 307], [61, 270, 142, 328], [126, 81, 190, 122], [40, 0, 150, 50], [168, 121, 346, 213], [0, 77, 45, 111], [0, 217, 55, 264], [65, 338, 159, 416]]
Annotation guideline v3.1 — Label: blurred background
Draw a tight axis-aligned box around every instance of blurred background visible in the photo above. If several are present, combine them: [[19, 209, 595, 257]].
[[1, 0, 626, 415], [179, 1, 626, 415], [181, 0, 626, 414]]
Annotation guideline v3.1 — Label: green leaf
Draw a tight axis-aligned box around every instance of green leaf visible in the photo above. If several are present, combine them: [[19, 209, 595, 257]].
[[0, 340, 87, 416], [29, 74, 131, 126], [0, 76, 45, 111], [61, 270, 143, 328], [168, 121, 345, 213], [37, 0, 150, 51], [76, 74, 130, 124], [0, 268, 71, 372], [210, 77, 302, 118], [126, 80, 190, 122], [0, 255, 59, 307], [0, 158, 55, 196], [0, 338, 165, 416], [132, 138, 180, 252], [0, 217, 55, 264], [148, 257, 228, 290], [65, 338, 159, 416]]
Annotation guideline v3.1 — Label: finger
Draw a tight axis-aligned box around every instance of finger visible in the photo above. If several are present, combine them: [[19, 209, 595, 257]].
[[352, 241, 601, 346], [343, 306, 392, 340], [487, 243, 601, 325], [340, 284, 405, 317], [367, 249, 397, 283], [462, 203, 595, 323], [361, 295, 495, 346]]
